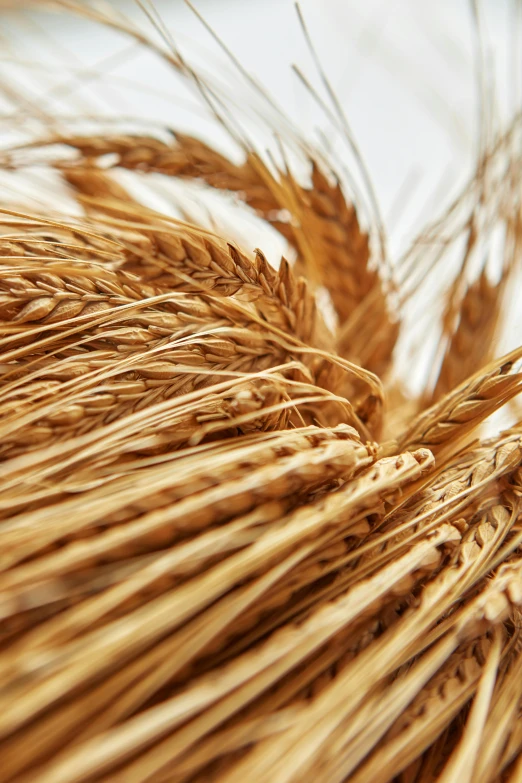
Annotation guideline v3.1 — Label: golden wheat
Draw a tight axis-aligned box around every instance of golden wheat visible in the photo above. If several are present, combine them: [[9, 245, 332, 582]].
[[0, 1, 520, 782]]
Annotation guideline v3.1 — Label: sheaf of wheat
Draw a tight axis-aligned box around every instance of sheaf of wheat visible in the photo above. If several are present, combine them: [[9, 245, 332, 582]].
[[0, 2, 521, 782]]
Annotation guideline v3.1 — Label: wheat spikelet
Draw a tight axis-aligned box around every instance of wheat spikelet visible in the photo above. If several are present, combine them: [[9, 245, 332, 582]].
[[58, 133, 281, 218], [16, 130, 396, 375], [397, 349, 522, 457], [431, 270, 504, 401], [348, 635, 497, 783]]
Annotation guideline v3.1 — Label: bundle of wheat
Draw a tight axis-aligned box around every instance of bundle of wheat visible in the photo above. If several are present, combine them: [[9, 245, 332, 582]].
[[0, 1, 521, 782]]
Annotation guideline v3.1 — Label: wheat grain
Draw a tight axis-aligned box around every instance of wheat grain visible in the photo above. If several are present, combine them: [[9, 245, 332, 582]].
[[397, 348, 522, 458], [20, 133, 396, 374]]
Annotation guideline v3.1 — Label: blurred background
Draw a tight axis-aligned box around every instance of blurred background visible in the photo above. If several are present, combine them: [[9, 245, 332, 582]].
[[0, 0, 515, 248]]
